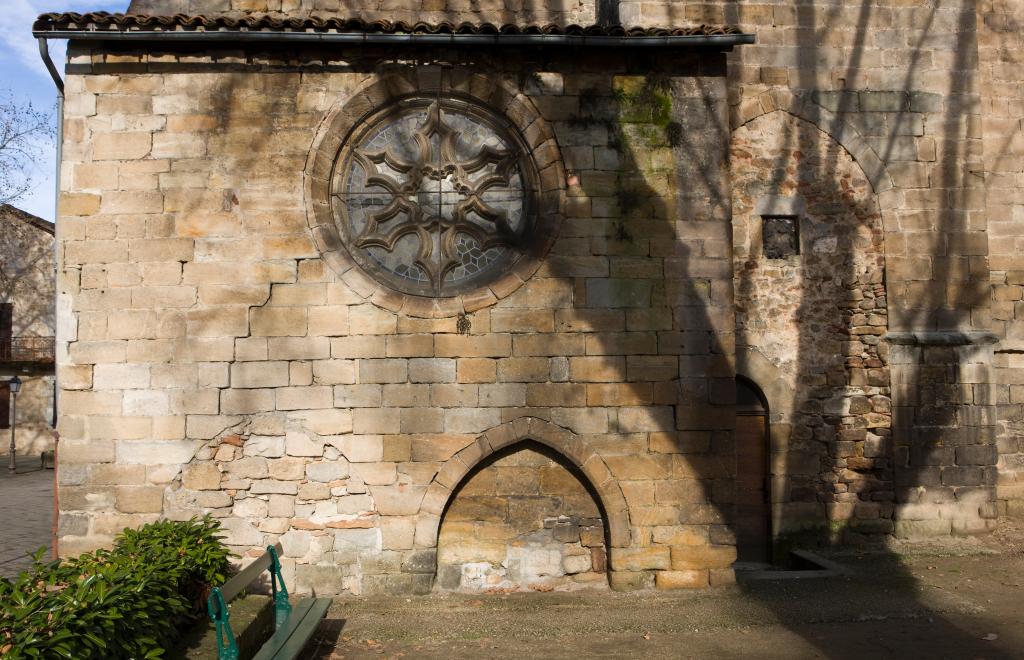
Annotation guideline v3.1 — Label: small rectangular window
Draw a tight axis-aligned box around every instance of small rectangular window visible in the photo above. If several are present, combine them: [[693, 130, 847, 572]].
[[762, 215, 800, 259]]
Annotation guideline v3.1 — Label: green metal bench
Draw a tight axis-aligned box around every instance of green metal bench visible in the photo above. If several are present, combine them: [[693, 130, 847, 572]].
[[207, 543, 331, 660]]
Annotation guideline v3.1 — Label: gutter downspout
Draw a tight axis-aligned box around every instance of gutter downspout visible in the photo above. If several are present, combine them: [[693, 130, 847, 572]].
[[38, 37, 63, 561]]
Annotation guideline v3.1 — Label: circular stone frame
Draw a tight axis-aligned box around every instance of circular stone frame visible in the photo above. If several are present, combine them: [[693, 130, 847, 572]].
[[333, 95, 539, 299], [304, 72, 565, 318]]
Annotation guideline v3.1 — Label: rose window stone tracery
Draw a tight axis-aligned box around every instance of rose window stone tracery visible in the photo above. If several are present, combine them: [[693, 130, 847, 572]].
[[333, 98, 537, 297]]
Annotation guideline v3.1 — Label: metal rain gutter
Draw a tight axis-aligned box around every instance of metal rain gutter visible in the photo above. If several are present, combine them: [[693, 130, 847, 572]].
[[38, 37, 65, 95], [33, 28, 755, 49]]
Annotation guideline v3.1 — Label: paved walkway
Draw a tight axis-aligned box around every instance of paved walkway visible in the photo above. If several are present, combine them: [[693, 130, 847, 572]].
[[0, 463, 53, 579]]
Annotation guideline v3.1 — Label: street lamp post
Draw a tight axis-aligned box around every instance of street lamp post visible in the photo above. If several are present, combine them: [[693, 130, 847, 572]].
[[8, 376, 21, 473]]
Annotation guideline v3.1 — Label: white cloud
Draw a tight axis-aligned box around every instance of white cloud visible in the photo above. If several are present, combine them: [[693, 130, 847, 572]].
[[0, 1, 127, 219], [0, 1, 50, 76], [0, 1, 128, 81]]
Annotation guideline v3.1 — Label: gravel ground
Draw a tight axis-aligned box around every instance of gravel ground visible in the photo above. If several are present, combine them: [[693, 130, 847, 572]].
[[307, 525, 1024, 659]]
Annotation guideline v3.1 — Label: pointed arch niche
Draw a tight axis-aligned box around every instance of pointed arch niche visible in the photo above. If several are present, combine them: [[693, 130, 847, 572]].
[[417, 418, 630, 592]]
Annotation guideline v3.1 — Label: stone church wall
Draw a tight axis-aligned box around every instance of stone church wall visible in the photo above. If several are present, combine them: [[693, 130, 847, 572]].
[[691, 0, 1000, 535], [50, 0, 1021, 593], [731, 111, 892, 541], [55, 46, 738, 593], [979, 0, 1024, 520]]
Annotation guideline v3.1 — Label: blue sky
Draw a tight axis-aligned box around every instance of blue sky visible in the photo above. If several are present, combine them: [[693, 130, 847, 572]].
[[1, 1, 127, 220]]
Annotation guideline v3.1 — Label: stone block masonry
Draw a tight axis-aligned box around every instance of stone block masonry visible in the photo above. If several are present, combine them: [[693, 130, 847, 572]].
[[731, 109, 896, 540], [52, 0, 1015, 594], [436, 442, 609, 592], [979, 0, 1024, 521], [56, 47, 738, 594], [709, 0, 1004, 539]]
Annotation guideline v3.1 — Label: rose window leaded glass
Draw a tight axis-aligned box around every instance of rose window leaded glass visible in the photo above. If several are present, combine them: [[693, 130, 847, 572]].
[[333, 98, 537, 297]]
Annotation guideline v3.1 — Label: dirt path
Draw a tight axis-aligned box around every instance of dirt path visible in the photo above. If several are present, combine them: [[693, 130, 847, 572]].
[[308, 539, 1024, 659]]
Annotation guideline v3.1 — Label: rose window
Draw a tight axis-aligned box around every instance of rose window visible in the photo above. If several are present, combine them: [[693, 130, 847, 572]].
[[333, 98, 537, 297]]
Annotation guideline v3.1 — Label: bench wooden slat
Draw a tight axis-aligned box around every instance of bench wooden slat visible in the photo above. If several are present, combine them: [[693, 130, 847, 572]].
[[254, 597, 315, 659], [208, 544, 328, 660], [268, 598, 331, 660], [220, 542, 283, 603], [251, 597, 325, 660]]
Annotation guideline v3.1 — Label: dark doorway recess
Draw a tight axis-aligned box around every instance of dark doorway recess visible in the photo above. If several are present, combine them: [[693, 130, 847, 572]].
[[735, 377, 771, 563]]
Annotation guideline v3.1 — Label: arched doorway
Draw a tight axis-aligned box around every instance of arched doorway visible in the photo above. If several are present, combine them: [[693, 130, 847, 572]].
[[436, 440, 609, 592], [736, 377, 771, 563]]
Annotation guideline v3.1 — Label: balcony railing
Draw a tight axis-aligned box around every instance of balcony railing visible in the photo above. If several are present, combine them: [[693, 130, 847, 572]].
[[0, 336, 55, 363]]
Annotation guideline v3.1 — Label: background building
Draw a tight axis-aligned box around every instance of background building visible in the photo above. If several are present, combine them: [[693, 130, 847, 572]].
[[34, 0, 1024, 593], [0, 204, 56, 457]]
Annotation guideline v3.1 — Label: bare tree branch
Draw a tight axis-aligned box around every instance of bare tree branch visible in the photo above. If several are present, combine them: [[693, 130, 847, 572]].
[[0, 91, 54, 207]]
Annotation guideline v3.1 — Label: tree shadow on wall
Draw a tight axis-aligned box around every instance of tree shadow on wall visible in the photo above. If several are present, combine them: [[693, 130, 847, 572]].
[[565, 53, 739, 580], [555, 0, 1016, 655]]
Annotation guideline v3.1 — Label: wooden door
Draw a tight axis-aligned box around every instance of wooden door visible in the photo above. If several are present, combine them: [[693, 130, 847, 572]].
[[735, 413, 769, 562], [0, 382, 7, 430], [0, 302, 9, 429], [0, 302, 11, 360]]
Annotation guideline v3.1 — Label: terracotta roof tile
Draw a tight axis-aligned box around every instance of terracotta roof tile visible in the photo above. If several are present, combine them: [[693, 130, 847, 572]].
[[34, 11, 746, 38]]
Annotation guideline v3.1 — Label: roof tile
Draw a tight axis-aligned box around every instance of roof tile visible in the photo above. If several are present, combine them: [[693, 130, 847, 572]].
[[34, 12, 745, 38]]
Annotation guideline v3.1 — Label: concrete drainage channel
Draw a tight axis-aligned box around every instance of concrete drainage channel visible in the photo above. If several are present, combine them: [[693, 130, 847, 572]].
[[734, 551, 850, 581]]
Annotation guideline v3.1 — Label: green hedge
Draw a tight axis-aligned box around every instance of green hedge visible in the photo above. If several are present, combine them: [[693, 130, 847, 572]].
[[0, 517, 231, 659]]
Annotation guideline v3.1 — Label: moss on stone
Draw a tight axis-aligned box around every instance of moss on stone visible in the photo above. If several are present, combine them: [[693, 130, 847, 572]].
[[612, 74, 673, 127]]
